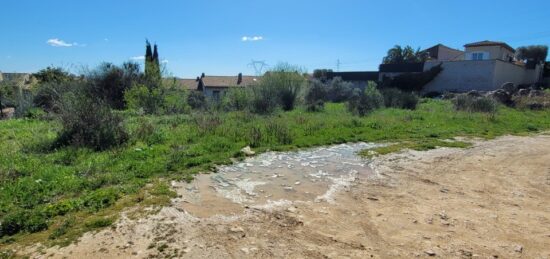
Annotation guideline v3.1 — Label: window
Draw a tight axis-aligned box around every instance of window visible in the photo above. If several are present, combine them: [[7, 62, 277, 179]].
[[471, 52, 484, 60], [212, 90, 220, 100]]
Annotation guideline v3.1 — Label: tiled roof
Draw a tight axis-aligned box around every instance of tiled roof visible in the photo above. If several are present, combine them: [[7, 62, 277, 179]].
[[163, 78, 199, 90], [464, 40, 515, 52], [201, 75, 260, 88]]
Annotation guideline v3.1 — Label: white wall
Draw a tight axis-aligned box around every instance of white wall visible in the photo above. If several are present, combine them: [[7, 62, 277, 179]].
[[492, 61, 531, 88], [423, 60, 542, 93], [423, 60, 496, 92]]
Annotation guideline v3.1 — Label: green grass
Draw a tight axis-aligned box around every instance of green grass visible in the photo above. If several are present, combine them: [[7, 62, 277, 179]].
[[0, 99, 549, 248], [359, 139, 472, 158]]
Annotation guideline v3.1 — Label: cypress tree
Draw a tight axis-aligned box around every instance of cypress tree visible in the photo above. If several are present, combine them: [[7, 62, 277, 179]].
[[145, 40, 154, 80]]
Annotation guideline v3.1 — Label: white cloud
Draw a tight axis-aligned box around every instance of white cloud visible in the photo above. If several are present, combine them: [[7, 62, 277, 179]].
[[47, 38, 75, 47], [161, 59, 169, 64], [242, 36, 264, 42], [130, 56, 145, 61]]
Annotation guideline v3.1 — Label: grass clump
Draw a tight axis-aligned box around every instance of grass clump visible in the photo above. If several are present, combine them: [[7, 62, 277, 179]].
[[360, 139, 472, 158], [453, 94, 498, 114]]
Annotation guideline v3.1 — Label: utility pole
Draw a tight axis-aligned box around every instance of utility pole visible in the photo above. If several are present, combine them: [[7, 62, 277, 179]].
[[248, 60, 269, 76], [336, 59, 341, 72]]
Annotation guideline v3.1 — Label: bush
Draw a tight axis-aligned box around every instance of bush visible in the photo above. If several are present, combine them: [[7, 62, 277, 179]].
[[161, 88, 189, 114], [33, 81, 74, 113], [55, 95, 128, 151], [453, 95, 498, 113], [252, 63, 306, 113], [87, 62, 144, 109], [305, 79, 327, 111], [222, 88, 251, 111], [266, 121, 293, 145], [124, 84, 163, 114], [513, 94, 550, 110], [82, 188, 120, 211], [327, 77, 354, 102], [381, 88, 419, 110], [0, 210, 48, 237], [187, 91, 207, 110], [348, 83, 384, 116]]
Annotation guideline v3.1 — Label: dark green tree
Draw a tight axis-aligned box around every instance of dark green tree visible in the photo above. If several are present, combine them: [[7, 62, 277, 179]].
[[383, 45, 429, 64], [144, 40, 161, 84], [516, 45, 548, 63]]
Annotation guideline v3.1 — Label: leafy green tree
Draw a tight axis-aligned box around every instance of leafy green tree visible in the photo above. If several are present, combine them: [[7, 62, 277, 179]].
[[33, 67, 72, 83], [516, 45, 548, 63], [383, 45, 429, 64]]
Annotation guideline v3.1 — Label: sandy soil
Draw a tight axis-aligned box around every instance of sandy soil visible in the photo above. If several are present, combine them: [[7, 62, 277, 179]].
[[24, 134, 550, 258]]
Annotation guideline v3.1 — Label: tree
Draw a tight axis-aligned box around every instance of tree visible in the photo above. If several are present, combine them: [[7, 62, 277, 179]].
[[383, 45, 429, 64], [516, 45, 548, 63], [33, 67, 72, 83], [144, 40, 161, 84]]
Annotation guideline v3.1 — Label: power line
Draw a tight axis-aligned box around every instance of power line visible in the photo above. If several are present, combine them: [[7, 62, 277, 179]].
[[248, 60, 269, 76]]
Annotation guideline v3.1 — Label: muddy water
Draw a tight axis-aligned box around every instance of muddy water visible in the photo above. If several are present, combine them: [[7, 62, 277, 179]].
[[172, 143, 382, 218]]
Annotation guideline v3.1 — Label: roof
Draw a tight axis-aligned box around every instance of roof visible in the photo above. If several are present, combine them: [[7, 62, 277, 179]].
[[464, 40, 515, 52], [423, 44, 464, 60], [201, 75, 259, 88], [325, 71, 379, 81], [163, 78, 199, 90]]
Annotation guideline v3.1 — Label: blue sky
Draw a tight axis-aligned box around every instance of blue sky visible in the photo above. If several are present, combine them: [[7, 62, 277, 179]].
[[1, 0, 549, 78]]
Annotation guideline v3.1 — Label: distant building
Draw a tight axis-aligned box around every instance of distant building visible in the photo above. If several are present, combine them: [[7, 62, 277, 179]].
[[379, 40, 544, 93], [172, 73, 260, 100], [424, 44, 464, 61], [0, 71, 35, 89]]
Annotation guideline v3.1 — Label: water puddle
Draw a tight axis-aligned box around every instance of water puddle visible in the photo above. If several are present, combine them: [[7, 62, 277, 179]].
[[172, 143, 381, 218]]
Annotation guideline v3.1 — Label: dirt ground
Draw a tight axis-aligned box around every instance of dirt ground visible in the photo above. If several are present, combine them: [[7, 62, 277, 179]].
[[24, 134, 550, 258]]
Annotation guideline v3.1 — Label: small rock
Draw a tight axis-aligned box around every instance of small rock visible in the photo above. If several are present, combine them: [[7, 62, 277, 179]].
[[286, 207, 297, 213], [294, 181, 301, 185], [425, 250, 436, 256], [514, 245, 523, 253], [230, 226, 244, 233], [241, 247, 250, 254], [283, 186, 294, 191], [241, 146, 255, 156]]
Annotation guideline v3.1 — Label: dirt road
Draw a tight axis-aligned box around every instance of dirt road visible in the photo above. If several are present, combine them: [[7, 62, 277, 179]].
[[28, 135, 550, 258]]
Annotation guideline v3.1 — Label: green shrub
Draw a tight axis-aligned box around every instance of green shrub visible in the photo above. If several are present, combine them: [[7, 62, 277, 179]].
[[85, 217, 114, 229], [381, 88, 419, 110], [187, 91, 207, 110], [305, 79, 327, 112], [222, 88, 251, 111], [162, 88, 189, 114], [252, 63, 306, 113], [0, 210, 48, 237], [49, 217, 74, 240], [0, 210, 26, 237], [327, 77, 354, 102], [348, 83, 384, 116], [266, 121, 293, 145], [453, 95, 498, 113], [124, 85, 163, 114], [55, 95, 128, 151], [247, 125, 263, 148], [87, 62, 144, 109], [33, 81, 74, 112], [192, 113, 223, 134], [82, 188, 119, 212]]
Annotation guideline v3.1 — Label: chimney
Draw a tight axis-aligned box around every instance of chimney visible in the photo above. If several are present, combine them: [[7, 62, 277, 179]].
[[237, 73, 243, 84]]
